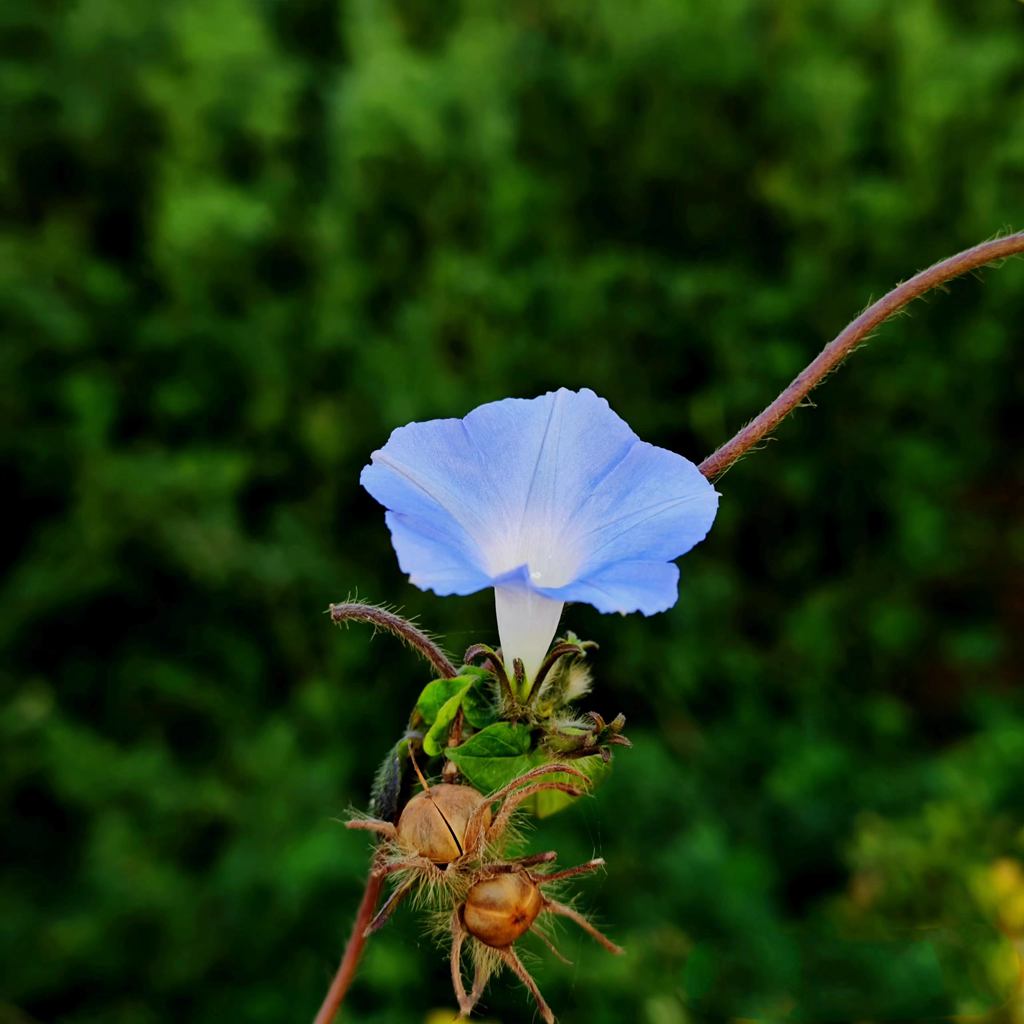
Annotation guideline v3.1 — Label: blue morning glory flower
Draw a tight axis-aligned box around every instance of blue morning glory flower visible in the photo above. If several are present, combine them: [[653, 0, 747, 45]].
[[361, 388, 719, 680]]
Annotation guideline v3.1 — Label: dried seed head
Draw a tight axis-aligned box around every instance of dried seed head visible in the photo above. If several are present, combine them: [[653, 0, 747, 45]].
[[463, 871, 543, 948], [396, 783, 492, 864]]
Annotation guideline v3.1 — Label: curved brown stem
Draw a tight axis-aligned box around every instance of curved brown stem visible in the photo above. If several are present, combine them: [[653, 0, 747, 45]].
[[329, 601, 457, 678], [699, 231, 1024, 481], [312, 866, 385, 1024]]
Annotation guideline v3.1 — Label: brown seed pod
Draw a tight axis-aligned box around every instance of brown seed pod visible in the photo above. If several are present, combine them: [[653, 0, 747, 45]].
[[451, 860, 624, 1024], [463, 871, 543, 947], [346, 763, 590, 939], [396, 783, 492, 864]]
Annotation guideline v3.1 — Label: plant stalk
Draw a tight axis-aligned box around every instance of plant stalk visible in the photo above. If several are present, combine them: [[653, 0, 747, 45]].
[[329, 601, 457, 678], [312, 866, 384, 1024], [699, 232, 1024, 480]]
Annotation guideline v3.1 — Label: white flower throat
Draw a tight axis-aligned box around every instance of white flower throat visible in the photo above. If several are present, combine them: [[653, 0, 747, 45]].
[[494, 587, 564, 688]]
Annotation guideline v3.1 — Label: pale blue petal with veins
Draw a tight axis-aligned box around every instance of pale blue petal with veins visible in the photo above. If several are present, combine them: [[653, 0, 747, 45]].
[[361, 388, 719, 679]]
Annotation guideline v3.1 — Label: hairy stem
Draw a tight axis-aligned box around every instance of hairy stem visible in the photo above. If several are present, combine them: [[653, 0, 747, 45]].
[[699, 231, 1024, 480], [312, 866, 384, 1024], [329, 601, 457, 678]]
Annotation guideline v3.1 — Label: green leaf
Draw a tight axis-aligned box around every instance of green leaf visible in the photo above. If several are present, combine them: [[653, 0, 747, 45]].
[[416, 677, 472, 725], [445, 723, 613, 814], [461, 675, 499, 729], [445, 722, 537, 791], [423, 681, 474, 757], [448, 753, 542, 794], [415, 671, 502, 757], [447, 721, 533, 757]]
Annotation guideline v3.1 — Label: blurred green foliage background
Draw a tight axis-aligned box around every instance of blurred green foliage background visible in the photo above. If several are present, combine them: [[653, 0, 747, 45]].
[[3, 1, 1024, 1021]]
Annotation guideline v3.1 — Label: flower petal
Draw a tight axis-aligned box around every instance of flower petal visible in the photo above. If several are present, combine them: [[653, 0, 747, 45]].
[[458, 388, 637, 588], [539, 559, 681, 615], [550, 440, 719, 610], [383, 511, 492, 596], [360, 415, 499, 595], [361, 388, 719, 667], [361, 388, 640, 593]]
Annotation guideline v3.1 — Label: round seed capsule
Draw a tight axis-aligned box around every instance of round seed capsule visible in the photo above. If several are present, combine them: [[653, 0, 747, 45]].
[[396, 783, 491, 864], [463, 871, 543, 947]]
